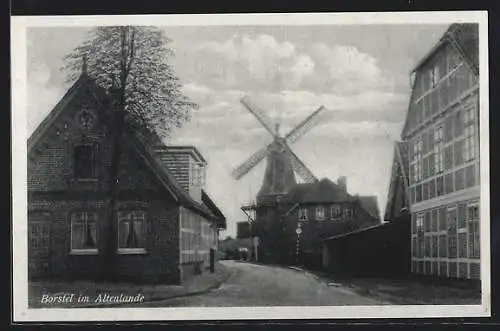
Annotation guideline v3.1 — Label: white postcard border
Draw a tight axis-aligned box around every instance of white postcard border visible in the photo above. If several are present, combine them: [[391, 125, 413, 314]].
[[11, 11, 491, 322]]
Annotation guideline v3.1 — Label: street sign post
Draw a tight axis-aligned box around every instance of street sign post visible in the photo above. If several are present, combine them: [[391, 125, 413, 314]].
[[295, 224, 302, 265]]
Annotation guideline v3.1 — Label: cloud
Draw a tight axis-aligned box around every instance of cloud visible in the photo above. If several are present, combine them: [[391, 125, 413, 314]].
[[179, 82, 407, 135], [191, 34, 316, 91], [306, 43, 396, 94], [185, 34, 397, 98], [26, 61, 66, 134]]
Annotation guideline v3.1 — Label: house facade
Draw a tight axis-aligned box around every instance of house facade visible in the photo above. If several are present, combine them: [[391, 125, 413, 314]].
[[245, 177, 380, 268], [27, 70, 226, 284], [291, 177, 381, 269], [402, 24, 480, 280]]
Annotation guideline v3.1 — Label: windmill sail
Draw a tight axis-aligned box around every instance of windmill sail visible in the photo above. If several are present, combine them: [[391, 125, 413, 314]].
[[232, 145, 269, 179], [240, 96, 277, 137], [233, 96, 321, 189], [285, 145, 317, 183], [285, 106, 325, 144]]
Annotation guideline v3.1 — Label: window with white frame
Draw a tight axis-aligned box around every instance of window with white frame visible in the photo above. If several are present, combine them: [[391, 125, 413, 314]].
[[412, 137, 423, 183], [315, 206, 325, 220], [117, 211, 146, 252], [330, 204, 341, 218], [434, 125, 444, 174], [298, 207, 308, 221], [468, 203, 480, 259], [191, 162, 206, 186], [463, 105, 476, 162], [416, 213, 425, 234], [430, 65, 440, 88], [71, 211, 97, 252]]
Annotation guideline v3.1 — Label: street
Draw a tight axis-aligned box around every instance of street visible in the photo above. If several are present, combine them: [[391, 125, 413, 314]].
[[142, 260, 389, 307]]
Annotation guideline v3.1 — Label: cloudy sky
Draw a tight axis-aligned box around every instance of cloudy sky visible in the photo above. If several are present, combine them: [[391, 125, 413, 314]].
[[26, 24, 449, 237]]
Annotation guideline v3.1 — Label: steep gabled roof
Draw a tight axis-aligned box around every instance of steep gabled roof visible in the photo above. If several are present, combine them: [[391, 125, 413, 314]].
[[395, 141, 410, 186], [384, 141, 410, 221], [283, 182, 316, 204], [28, 74, 221, 223], [450, 23, 479, 75], [411, 23, 479, 77], [28, 74, 92, 154], [401, 23, 479, 138], [283, 178, 380, 221], [300, 178, 355, 203]]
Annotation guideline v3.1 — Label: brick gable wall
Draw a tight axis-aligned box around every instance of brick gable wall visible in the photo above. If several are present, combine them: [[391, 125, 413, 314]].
[[27, 82, 183, 284], [28, 85, 159, 193]]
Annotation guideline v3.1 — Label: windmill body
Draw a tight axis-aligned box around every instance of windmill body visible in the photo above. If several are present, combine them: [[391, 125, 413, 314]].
[[233, 96, 325, 263], [257, 134, 297, 203]]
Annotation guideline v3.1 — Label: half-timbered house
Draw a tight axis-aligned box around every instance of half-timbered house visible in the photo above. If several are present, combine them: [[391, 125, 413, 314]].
[[403, 23, 480, 280]]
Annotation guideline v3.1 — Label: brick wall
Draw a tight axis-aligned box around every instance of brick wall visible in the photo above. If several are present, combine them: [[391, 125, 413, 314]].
[[29, 195, 181, 284], [28, 86, 159, 193], [27, 83, 183, 284]]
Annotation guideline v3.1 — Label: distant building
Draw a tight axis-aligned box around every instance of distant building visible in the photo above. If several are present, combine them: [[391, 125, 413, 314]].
[[402, 23, 480, 280], [236, 221, 251, 239], [248, 177, 381, 268], [27, 69, 226, 284]]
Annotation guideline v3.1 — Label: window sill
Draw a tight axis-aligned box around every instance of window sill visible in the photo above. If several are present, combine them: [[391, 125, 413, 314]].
[[69, 249, 98, 255], [117, 248, 147, 255]]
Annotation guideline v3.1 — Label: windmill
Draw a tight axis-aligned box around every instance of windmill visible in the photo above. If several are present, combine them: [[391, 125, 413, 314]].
[[233, 96, 325, 202], [233, 96, 326, 263]]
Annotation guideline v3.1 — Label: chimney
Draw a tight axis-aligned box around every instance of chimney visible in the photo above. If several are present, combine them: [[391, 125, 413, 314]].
[[154, 146, 206, 203], [337, 176, 347, 192]]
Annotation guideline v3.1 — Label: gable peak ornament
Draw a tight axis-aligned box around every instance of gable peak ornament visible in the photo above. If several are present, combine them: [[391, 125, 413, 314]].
[[78, 109, 95, 130]]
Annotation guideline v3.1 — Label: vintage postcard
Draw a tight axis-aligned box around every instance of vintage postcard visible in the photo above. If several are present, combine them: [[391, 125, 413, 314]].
[[11, 11, 490, 321]]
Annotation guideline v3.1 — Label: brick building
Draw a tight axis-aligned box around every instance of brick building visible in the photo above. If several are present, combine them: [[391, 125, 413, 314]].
[[27, 70, 226, 284], [247, 177, 381, 268], [403, 24, 480, 280]]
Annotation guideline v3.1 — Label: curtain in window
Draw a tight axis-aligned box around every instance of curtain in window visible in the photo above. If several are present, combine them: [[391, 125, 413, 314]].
[[86, 213, 97, 248], [72, 220, 85, 249], [119, 218, 130, 248], [87, 221, 97, 248], [118, 212, 146, 249], [134, 220, 144, 248]]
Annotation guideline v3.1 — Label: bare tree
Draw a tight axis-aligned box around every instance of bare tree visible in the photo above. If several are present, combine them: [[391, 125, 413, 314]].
[[64, 26, 197, 280]]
